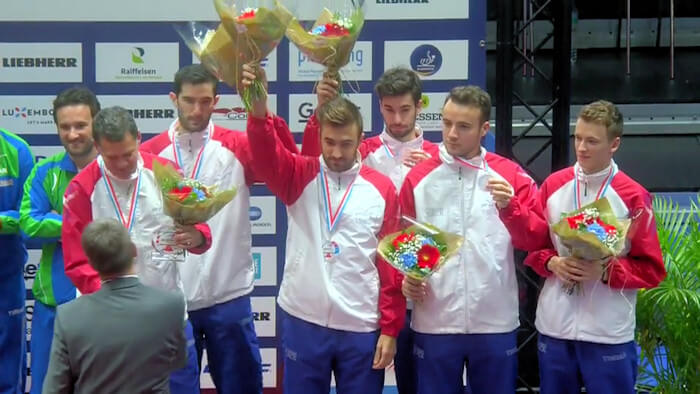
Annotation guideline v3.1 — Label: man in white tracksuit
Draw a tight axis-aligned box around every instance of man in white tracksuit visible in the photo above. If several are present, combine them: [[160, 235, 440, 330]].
[[400, 86, 547, 394], [301, 67, 439, 394], [140, 64, 299, 394], [242, 66, 406, 394], [525, 100, 666, 394]]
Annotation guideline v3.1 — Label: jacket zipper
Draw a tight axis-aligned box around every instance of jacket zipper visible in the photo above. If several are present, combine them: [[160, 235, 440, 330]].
[[459, 167, 470, 333]]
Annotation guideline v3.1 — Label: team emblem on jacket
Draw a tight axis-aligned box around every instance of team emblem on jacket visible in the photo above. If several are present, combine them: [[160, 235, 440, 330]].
[[322, 241, 341, 262]]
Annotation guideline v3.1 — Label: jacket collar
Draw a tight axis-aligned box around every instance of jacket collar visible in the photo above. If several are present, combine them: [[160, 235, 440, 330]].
[[378, 125, 425, 156], [573, 159, 618, 182], [101, 276, 140, 291], [97, 154, 144, 182], [167, 119, 213, 143], [438, 143, 488, 170], [319, 154, 362, 179], [59, 151, 79, 173]]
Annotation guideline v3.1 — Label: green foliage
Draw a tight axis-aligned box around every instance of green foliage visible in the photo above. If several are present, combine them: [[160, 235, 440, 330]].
[[636, 195, 700, 393]]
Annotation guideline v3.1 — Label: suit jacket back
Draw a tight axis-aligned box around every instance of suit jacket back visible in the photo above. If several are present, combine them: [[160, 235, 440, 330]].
[[43, 277, 187, 394]]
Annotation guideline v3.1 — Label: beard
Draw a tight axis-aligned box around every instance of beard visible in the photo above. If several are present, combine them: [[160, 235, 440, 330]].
[[64, 139, 94, 158]]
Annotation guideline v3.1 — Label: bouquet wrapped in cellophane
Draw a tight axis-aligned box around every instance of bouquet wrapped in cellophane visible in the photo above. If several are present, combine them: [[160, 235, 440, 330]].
[[152, 161, 238, 225], [285, 0, 364, 90], [378, 217, 464, 281], [176, 22, 239, 90], [552, 197, 631, 295], [176, 0, 293, 111]]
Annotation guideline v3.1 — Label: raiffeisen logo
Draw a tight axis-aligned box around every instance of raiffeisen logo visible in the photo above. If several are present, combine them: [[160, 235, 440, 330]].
[[132, 47, 145, 64], [120, 47, 157, 78], [213, 106, 247, 121], [410, 44, 442, 76]]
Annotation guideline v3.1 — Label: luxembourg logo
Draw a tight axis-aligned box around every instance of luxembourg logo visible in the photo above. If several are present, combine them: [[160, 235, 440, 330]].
[[410, 44, 442, 76], [131, 47, 145, 64], [12, 107, 27, 118], [1, 106, 53, 125]]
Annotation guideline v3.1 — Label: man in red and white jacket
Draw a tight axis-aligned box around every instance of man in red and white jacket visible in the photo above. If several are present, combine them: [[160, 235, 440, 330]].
[[400, 86, 546, 394], [525, 100, 666, 394], [242, 66, 405, 394], [62, 106, 212, 394], [302, 67, 438, 394], [140, 64, 297, 394]]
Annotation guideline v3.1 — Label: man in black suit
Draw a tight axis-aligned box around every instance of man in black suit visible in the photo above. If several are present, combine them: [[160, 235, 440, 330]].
[[43, 218, 187, 394]]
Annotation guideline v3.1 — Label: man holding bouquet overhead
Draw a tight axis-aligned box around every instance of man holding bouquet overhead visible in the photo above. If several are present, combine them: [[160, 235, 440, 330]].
[[140, 64, 298, 394], [61, 106, 212, 394], [524, 100, 666, 394], [400, 86, 546, 394], [242, 65, 405, 394], [301, 66, 438, 394]]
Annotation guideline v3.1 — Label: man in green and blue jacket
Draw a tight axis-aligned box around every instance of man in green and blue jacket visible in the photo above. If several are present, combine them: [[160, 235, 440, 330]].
[[0, 127, 33, 394], [19, 87, 100, 394]]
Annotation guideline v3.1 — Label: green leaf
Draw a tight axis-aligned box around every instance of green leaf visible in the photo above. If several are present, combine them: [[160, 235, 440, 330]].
[[637, 194, 700, 392]]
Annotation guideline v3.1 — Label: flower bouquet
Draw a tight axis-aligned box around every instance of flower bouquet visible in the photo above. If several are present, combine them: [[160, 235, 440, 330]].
[[552, 197, 631, 294], [285, 1, 364, 91], [215, 0, 293, 110], [176, 22, 240, 92], [176, 0, 293, 112], [152, 160, 238, 226], [378, 217, 463, 280]]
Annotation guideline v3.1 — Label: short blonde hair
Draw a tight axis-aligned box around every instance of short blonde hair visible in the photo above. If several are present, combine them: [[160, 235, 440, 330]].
[[317, 96, 363, 137], [578, 100, 623, 140]]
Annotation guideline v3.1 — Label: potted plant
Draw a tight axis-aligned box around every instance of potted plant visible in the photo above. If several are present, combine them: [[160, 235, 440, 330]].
[[636, 195, 700, 393]]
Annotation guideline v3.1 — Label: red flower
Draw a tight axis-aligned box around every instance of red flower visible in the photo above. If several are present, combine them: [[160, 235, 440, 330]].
[[416, 244, 441, 269], [320, 23, 350, 37], [169, 186, 193, 202], [237, 10, 256, 21], [596, 218, 617, 235], [567, 213, 585, 229], [392, 232, 415, 249]]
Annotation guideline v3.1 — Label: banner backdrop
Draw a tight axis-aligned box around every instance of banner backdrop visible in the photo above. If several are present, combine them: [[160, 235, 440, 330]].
[[1, 1, 486, 392]]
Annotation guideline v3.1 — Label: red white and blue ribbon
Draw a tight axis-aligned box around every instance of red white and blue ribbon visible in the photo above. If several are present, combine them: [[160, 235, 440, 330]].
[[99, 162, 142, 233], [172, 122, 211, 180], [319, 165, 356, 234], [574, 165, 616, 210]]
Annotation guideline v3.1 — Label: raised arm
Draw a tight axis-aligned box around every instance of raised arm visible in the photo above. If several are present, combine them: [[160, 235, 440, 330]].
[[242, 64, 318, 205]]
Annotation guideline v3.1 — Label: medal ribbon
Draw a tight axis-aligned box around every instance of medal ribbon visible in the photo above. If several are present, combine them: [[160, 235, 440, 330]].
[[99, 161, 141, 233], [574, 165, 616, 209], [319, 165, 356, 234], [172, 122, 211, 180]]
